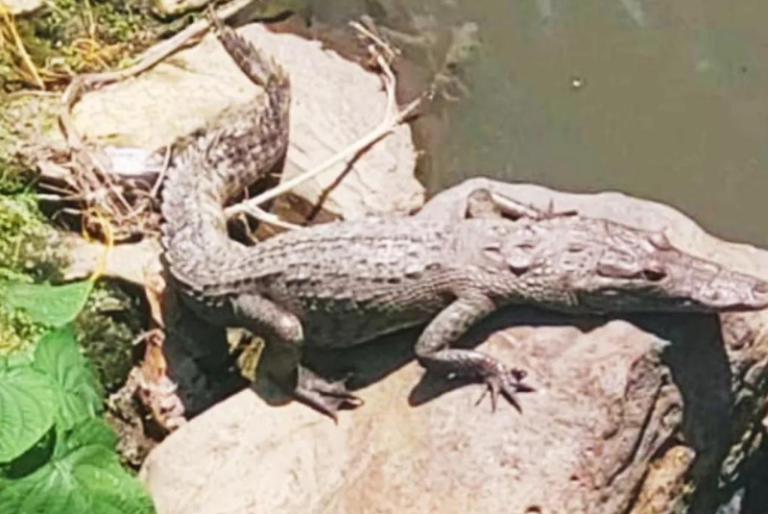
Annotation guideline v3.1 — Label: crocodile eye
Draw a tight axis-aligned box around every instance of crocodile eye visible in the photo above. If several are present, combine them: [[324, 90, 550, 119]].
[[641, 267, 666, 282], [482, 245, 506, 266]]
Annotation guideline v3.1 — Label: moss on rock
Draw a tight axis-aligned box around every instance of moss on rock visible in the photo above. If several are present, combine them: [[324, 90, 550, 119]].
[[2, 0, 175, 91], [0, 192, 65, 281], [76, 281, 144, 393]]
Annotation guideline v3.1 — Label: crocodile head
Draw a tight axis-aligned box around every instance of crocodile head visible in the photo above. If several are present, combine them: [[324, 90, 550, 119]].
[[567, 223, 768, 313], [489, 216, 768, 314]]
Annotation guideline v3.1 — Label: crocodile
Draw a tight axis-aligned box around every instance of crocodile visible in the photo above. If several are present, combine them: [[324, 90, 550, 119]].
[[161, 21, 768, 417]]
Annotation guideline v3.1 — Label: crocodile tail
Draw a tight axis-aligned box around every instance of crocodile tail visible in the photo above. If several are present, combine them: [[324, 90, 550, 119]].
[[215, 21, 290, 93], [161, 24, 291, 290]]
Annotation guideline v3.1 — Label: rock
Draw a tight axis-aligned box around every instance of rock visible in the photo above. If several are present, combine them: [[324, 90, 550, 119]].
[[63, 234, 162, 286], [72, 23, 423, 221], [140, 181, 768, 513], [1, 0, 44, 16], [151, 0, 209, 17]]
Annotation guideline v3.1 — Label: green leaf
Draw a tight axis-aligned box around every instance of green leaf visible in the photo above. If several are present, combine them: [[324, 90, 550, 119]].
[[55, 418, 118, 459], [0, 367, 57, 463], [0, 280, 94, 327], [4, 350, 35, 369], [34, 327, 103, 431], [0, 443, 155, 514]]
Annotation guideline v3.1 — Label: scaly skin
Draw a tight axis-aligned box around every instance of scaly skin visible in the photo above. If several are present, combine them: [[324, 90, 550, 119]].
[[161, 23, 768, 418], [161, 22, 290, 298]]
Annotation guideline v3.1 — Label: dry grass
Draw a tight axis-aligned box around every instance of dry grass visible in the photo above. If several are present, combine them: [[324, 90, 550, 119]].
[[0, 0, 162, 91], [0, 5, 45, 88]]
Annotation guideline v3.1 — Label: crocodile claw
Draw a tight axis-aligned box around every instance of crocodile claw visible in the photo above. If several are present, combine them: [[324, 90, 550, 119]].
[[475, 367, 535, 413], [294, 367, 363, 421]]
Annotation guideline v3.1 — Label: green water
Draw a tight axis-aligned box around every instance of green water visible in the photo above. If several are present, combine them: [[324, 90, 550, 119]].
[[319, 0, 768, 246]]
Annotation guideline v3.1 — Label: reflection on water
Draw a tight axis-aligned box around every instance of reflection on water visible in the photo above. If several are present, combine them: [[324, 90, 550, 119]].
[[316, 0, 768, 246]]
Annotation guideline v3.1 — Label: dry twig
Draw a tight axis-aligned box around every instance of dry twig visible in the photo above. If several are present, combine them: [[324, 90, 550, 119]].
[[224, 19, 425, 222], [0, 5, 45, 89]]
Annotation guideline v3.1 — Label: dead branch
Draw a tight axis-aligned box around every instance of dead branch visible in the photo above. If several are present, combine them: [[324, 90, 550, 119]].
[[224, 19, 425, 223]]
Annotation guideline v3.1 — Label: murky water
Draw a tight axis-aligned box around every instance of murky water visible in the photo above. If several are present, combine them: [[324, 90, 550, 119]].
[[318, 0, 768, 247]]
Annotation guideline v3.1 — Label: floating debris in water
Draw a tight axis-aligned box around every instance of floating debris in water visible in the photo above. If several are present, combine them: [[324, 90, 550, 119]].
[[569, 76, 585, 91]]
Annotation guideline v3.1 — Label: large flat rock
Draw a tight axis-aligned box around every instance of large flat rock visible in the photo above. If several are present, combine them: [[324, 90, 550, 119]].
[[140, 181, 768, 514]]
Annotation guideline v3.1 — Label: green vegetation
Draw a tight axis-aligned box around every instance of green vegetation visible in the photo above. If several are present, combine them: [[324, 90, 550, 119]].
[[0, 192, 64, 281], [77, 282, 144, 393], [0, 0, 187, 510], [0, 325, 155, 513], [0, 260, 155, 511], [0, 180, 155, 511], [0, 192, 65, 354], [1, 0, 180, 91]]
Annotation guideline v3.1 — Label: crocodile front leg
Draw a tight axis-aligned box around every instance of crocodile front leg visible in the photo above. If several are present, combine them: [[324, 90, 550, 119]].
[[415, 294, 533, 411], [232, 294, 361, 417]]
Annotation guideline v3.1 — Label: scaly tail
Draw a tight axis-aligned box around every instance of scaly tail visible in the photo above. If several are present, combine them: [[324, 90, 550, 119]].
[[161, 18, 291, 293]]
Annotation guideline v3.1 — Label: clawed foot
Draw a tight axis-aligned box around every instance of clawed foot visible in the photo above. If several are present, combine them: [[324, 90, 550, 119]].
[[474, 367, 535, 412], [293, 367, 363, 421]]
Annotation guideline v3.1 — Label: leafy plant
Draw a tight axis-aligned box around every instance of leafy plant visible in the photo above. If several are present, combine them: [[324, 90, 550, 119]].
[[0, 365, 57, 463], [0, 285, 155, 514], [1, 419, 154, 514], [0, 279, 93, 327]]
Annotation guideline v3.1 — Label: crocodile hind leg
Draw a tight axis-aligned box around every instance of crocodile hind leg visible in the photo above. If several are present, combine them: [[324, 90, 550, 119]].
[[417, 178, 577, 221], [464, 188, 505, 219], [260, 342, 362, 420], [466, 188, 578, 221], [294, 366, 362, 420], [414, 294, 534, 411], [417, 185, 544, 221], [232, 294, 361, 418]]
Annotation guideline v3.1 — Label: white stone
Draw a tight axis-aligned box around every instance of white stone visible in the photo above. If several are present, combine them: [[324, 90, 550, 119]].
[[1, 0, 44, 16]]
